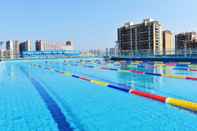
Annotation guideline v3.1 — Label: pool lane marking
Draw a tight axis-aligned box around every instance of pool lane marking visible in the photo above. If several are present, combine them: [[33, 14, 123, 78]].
[[20, 67, 73, 131], [33, 64, 197, 112], [63, 63, 197, 81]]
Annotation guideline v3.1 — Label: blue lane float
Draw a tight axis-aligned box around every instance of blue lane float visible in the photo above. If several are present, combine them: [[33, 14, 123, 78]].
[[33, 64, 197, 112], [52, 62, 197, 81], [84, 65, 95, 68], [107, 84, 129, 92], [173, 68, 188, 71], [145, 72, 161, 76], [72, 75, 80, 78], [54, 69, 61, 73], [176, 64, 189, 68], [109, 68, 118, 71]]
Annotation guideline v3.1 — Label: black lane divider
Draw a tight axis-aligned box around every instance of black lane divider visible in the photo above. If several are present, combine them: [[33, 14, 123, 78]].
[[20, 67, 73, 131]]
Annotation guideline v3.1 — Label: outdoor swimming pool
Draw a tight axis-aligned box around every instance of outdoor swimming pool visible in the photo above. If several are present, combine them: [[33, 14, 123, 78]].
[[0, 58, 197, 131]]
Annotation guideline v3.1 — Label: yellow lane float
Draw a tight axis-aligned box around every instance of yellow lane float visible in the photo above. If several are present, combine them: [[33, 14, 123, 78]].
[[33, 64, 197, 113], [90, 80, 109, 87], [155, 61, 163, 64], [162, 74, 186, 79], [166, 98, 197, 112], [132, 61, 142, 64], [64, 72, 72, 77]]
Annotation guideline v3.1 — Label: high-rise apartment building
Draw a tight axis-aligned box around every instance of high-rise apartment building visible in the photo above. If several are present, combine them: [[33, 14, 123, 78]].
[[6, 40, 20, 59], [105, 48, 109, 56], [35, 40, 74, 51], [35, 40, 47, 51], [117, 18, 163, 55], [105, 48, 116, 56], [163, 30, 174, 55], [175, 32, 197, 53], [0, 49, 9, 60], [0, 41, 4, 49], [19, 40, 32, 53], [65, 41, 74, 50]]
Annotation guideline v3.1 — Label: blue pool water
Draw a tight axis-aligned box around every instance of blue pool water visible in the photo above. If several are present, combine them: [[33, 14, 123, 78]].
[[0, 58, 197, 131]]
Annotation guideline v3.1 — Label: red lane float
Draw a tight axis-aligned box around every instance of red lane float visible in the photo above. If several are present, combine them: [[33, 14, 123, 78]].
[[165, 63, 176, 66], [185, 77, 197, 81], [130, 90, 166, 103], [190, 69, 197, 72], [101, 67, 108, 70], [129, 70, 145, 75], [33, 64, 197, 112], [80, 77, 91, 82]]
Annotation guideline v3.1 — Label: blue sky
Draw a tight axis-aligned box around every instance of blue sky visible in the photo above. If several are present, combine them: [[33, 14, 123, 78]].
[[0, 0, 197, 50]]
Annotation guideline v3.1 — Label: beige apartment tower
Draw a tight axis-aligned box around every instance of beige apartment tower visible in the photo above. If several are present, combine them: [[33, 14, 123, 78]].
[[117, 18, 163, 55], [6, 40, 20, 59], [163, 30, 174, 55]]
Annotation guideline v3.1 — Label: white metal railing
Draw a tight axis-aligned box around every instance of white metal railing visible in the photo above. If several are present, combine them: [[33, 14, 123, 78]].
[[104, 48, 197, 58], [0, 50, 81, 61]]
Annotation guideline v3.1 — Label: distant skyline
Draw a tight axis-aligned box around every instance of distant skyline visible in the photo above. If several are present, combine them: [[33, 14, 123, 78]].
[[0, 0, 197, 51]]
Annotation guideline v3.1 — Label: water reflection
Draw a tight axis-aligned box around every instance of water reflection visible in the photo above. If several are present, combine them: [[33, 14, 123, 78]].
[[117, 61, 159, 91]]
